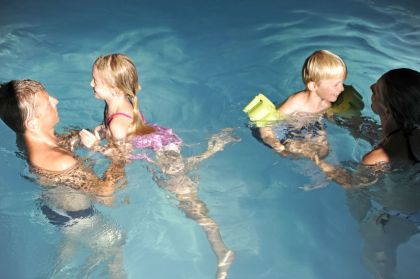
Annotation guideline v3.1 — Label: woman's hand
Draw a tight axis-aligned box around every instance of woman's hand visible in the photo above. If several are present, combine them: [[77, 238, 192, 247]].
[[312, 155, 352, 188]]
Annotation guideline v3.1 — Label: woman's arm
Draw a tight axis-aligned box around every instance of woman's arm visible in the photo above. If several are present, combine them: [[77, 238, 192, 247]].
[[328, 115, 382, 146], [313, 155, 382, 188]]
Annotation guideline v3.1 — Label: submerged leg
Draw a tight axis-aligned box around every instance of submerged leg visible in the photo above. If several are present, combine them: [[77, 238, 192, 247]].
[[185, 128, 240, 169], [178, 196, 235, 279], [50, 239, 77, 277]]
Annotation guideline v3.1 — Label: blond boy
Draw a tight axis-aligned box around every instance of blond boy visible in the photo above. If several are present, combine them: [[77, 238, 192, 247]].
[[260, 50, 347, 156]]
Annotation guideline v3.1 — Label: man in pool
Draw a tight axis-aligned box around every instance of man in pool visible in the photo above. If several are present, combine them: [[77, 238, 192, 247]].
[[0, 79, 125, 199]]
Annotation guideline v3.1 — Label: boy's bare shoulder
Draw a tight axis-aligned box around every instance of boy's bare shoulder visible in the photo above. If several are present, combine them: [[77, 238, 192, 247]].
[[278, 91, 307, 114]]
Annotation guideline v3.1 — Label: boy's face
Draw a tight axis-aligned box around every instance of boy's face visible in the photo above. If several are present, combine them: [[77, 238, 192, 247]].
[[314, 77, 345, 103]]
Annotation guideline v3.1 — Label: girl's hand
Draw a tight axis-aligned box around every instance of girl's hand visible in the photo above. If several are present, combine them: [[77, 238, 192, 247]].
[[79, 129, 101, 148], [94, 124, 106, 139]]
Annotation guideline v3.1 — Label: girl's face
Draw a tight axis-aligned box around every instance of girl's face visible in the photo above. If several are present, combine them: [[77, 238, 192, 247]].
[[90, 67, 114, 100], [315, 76, 345, 103]]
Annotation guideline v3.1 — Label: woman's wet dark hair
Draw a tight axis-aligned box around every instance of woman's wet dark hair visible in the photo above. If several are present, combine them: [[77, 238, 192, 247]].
[[381, 68, 420, 162], [380, 68, 420, 132]]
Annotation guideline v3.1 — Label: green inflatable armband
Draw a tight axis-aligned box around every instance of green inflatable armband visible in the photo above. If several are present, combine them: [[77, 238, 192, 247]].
[[327, 85, 364, 117], [243, 93, 283, 127]]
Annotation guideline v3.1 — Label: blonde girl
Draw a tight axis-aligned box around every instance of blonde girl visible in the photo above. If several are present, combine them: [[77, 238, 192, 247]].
[[79, 53, 156, 150], [79, 53, 239, 278]]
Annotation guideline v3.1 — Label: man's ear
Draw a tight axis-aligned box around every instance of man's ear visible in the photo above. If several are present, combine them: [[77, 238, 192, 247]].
[[307, 81, 317, 92], [25, 118, 38, 130]]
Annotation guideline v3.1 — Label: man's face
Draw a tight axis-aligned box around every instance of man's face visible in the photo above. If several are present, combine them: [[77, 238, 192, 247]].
[[34, 90, 59, 129]]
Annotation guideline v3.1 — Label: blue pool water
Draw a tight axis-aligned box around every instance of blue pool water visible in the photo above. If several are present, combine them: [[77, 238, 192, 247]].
[[1, 0, 420, 278]]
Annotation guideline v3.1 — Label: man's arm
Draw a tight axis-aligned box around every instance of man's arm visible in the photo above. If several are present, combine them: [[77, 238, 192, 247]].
[[36, 151, 126, 205]]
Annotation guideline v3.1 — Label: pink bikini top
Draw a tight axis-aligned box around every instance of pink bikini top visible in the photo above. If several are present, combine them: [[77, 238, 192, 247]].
[[106, 112, 145, 126], [106, 112, 133, 126]]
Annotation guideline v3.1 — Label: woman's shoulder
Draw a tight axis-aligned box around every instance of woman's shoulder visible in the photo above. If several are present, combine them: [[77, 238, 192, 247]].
[[362, 147, 390, 165]]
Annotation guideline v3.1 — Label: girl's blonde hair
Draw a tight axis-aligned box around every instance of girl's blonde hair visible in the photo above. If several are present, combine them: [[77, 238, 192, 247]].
[[302, 50, 347, 85], [93, 53, 154, 136]]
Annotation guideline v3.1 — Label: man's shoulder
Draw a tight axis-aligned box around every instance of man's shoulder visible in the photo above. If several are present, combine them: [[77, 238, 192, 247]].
[[38, 148, 78, 172]]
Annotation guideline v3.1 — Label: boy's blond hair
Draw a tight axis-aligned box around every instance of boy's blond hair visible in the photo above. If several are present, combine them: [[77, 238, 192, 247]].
[[302, 50, 347, 85], [0, 80, 45, 133]]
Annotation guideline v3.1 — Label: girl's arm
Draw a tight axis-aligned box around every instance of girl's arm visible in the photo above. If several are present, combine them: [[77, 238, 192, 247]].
[[79, 124, 105, 148], [79, 125, 132, 159]]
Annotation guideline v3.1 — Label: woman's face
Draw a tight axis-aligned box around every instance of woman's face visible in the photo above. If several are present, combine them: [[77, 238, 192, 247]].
[[370, 77, 388, 117]]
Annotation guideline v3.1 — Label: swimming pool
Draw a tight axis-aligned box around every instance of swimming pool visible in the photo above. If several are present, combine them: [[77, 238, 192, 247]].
[[1, 0, 420, 278]]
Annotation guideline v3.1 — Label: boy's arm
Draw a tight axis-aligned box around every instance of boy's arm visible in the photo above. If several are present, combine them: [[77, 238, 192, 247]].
[[256, 95, 297, 153], [259, 127, 285, 153]]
